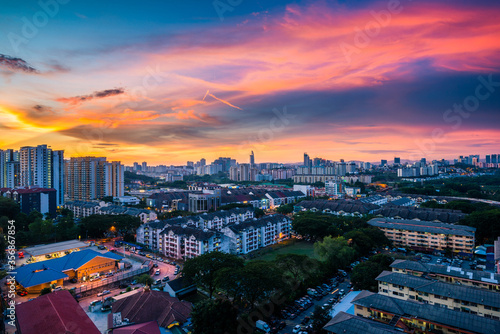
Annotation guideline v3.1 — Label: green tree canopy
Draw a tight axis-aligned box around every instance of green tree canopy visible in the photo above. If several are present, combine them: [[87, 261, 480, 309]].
[[314, 236, 357, 273], [182, 251, 244, 298]]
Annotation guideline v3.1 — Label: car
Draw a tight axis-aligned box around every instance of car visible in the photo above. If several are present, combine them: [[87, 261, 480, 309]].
[[289, 313, 298, 319], [97, 290, 111, 297], [45, 254, 52, 258], [70, 278, 78, 283], [154, 279, 161, 285], [17, 290, 28, 296], [301, 316, 310, 325], [131, 280, 137, 285], [153, 263, 159, 268], [292, 325, 301, 333], [328, 298, 335, 304], [139, 252, 146, 256], [162, 276, 170, 282], [100, 304, 112, 312], [52, 286, 63, 291], [155, 269, 161, 275], [97, 245, 106, 250], [90, 300, 102, 307]]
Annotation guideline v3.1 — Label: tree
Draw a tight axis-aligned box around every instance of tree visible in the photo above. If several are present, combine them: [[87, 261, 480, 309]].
[[254, 208, 265, 218], [0, 197, 20, 220], [459, 209, 500, 243], [40, 287, 52, 295], [344, 228, 390, 256], [351, 254, 393, 291], [136, 274, 154, 286], [311, 305, 330, 332], [314, 236, 357, 273], [238, 261, 282, 307], [191, 299, 238, 334], [182, 251, 244, 298], [276, 203, 294, 214]]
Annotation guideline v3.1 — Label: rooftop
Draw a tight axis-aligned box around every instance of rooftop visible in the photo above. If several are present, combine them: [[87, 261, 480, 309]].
[[23, 239, 90, 256], [353, 291, 500, 334], [16, 290, 101, 334], [15, 249, 122, 288], [324, 312, 403, 334], [110, 290, 192, 329], [390, 259, 500, 285], [376, 271, 500, 308], [367, 217, 475, 237]]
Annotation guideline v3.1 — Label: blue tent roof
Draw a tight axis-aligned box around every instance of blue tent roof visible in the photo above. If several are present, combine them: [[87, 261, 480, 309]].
[[15, 249, 122, 288]]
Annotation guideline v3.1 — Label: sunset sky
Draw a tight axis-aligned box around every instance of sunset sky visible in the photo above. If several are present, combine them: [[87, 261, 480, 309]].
[[1, 0, 499, 165]]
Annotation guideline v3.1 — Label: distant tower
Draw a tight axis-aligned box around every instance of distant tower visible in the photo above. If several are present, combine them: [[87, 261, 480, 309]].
[[250, 151, 255, 167], [304, 153, 311, 168]]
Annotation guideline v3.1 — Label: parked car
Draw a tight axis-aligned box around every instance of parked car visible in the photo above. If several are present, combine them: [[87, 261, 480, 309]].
[[17, 290, 28, 296], [162, 276, 170, 282], [155, 269, 161, 275], [97, 290, 111, 297]]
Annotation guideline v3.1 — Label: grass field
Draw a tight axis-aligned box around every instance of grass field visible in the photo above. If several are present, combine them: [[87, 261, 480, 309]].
[[248, 239, 319, 262]]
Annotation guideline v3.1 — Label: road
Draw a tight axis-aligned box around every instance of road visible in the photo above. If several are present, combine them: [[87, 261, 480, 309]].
[[279, 276, 352, 333]]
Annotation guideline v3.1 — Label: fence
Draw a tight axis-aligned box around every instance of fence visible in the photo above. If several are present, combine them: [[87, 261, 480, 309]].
[[72, 262, 153, 295]]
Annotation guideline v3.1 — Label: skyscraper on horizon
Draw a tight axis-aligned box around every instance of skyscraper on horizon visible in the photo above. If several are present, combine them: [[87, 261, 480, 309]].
[[250, 151, 255, 167], [65, 157, 124, 201], [304, 153, 311, 168]]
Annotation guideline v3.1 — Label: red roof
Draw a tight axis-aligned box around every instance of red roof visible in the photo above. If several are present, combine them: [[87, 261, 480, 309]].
[[112, 321, 161, 334], [16, 290, 100, 334], [111, 290, 191, 329]]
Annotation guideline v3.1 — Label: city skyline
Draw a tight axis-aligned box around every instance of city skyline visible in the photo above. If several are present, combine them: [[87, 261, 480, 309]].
[[1, 0, 500, 165]]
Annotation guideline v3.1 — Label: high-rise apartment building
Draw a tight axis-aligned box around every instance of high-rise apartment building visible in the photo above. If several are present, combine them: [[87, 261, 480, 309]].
[[1, 145, 64, 205], [394, 157, 401, 165], [250, 151, 255, 167], [492, 154, 498, 164], [65, 157, 124, 201], [303, 153, 311, 168]]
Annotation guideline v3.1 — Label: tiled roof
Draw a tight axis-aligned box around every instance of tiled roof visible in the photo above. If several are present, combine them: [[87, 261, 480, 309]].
[[111, 290, 192, 328], [390, 259, 500, 285], [375, 206, 466, 223], [160, 225, 216, 241], [112, 321, 161, 334], [367, 217, 475, 236], [324, 312, 402, 334], [17, 290, 101, 334], [376, 271, 500, 308], [353, 291, 500, 334], [295, 199, 380, 214], [227, 214, 289, 233]]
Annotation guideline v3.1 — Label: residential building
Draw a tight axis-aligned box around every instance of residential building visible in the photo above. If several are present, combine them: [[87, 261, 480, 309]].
[[0, 187, 57, 217], [222, 214, 292, 254], [136, 208, 254, 250], [160, 225, 225, 259], [352, 290, 500, 334], [63, 201, 157, 223], [390, 259, 500, 293], [65, 157, 124, 201], [377, 271, 500, 319], [367, 217, 475, 253], [359, 195, 387, 206], [294, 199, 380, 217]]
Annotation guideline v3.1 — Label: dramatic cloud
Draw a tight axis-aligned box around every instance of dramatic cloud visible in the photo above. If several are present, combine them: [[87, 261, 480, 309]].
[[57, 88, 125, 106], [0, 54, 38, 73]]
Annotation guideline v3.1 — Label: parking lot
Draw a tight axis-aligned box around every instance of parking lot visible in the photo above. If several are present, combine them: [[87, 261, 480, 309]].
[[266, 272, 352, 333]]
